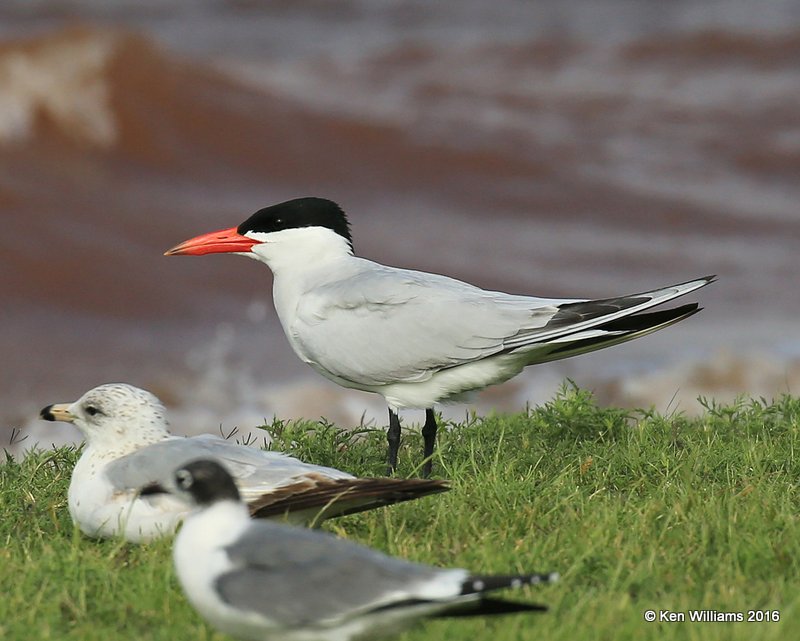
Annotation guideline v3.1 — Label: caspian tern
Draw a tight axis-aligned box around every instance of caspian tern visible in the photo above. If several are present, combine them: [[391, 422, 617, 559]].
[[40, 383, 447, 542], [159, 459, 556, 641], [165, 197, 714, 475]]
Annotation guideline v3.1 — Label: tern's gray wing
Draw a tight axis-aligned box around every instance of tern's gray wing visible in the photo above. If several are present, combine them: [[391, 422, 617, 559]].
[[105, 436, 353, 496], [294, 265, 713, 386], [217, 522, 463, 627], [294, 264, 563, 385]]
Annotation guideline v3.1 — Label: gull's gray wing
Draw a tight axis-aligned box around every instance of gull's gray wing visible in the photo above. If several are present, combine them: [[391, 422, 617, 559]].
[[216, 522, 465, 627], [294, 263, 712, 386], [248, 476, 449, 520], [104, 435, 353, 497]]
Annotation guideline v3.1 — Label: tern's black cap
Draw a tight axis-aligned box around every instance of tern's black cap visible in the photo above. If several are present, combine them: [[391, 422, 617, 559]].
[[238, 198, 352, 247]]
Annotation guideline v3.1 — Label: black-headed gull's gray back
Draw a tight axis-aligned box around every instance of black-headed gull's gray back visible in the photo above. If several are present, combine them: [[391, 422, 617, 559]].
[[163, 459, 557, 641]]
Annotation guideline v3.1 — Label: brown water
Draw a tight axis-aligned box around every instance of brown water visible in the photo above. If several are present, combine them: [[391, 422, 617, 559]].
[[2, 3, 800, 453]]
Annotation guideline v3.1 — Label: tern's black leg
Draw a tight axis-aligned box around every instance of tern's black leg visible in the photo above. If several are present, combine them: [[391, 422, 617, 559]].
[[387, 409, 402, 475], [421, 408, 438, 478]]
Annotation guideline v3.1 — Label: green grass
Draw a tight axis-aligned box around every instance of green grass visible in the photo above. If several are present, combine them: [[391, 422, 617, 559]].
[[2, 384, 800, 640]]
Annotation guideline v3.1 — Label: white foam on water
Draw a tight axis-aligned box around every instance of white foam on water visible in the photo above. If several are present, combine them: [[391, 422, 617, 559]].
[[0, 30, 117, 146]]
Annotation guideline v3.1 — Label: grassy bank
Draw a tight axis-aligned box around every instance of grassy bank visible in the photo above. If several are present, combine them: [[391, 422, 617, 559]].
[[1, 385, 799, 640]]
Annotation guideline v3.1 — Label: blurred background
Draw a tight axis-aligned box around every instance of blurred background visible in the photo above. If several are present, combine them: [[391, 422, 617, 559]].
[[2, 1, 799, 453]]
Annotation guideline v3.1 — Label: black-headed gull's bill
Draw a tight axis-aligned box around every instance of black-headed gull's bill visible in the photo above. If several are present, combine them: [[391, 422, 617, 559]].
[[39, 383, 448, 542], [162, 459, 557, 641], [166, 197, 715, 475]]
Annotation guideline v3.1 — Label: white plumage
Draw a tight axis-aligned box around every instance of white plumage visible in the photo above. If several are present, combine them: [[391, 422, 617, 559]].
[[166, 459, 556, 641], [40, 383, 447, 542], [166, 197, 714, 473]]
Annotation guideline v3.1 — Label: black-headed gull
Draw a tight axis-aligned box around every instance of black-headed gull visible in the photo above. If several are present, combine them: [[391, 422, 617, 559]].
[[166, 197, 714, 475], [39, 383, 447, 542], [161, 459, 557, 641]]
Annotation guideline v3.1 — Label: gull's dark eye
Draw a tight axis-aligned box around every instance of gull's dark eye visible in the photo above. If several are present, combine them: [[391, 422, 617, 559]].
[[176, 469, 193, 490], [85, 405, 101, 417]]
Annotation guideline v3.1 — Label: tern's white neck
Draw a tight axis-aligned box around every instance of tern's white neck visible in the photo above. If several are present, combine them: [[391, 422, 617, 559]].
[[247, 227, 354, 276]]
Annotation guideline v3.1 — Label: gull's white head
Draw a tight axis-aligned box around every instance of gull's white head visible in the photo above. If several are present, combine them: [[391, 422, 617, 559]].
[[40, 383, 170, 449], [163, 197, 354, 271]]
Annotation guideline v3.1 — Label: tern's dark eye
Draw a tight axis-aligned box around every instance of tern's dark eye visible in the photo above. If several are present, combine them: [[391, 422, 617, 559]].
[[85, 405, 101, 417]]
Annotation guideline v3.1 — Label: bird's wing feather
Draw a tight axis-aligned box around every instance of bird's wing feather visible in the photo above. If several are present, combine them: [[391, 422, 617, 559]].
[[500, 275, 714, 350], [217, 522, 464, 626], [248, 476, 448, 519], [293, 265, 713, 386], [293, 264, 565, 386], [104, 436, 353, 496]]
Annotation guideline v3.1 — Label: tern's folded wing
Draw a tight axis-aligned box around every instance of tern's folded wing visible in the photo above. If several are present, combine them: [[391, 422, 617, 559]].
[[293, 264, 712, 386]]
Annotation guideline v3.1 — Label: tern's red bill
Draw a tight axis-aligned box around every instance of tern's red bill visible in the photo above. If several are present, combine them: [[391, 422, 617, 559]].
[[164, 227, 259, 256]]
